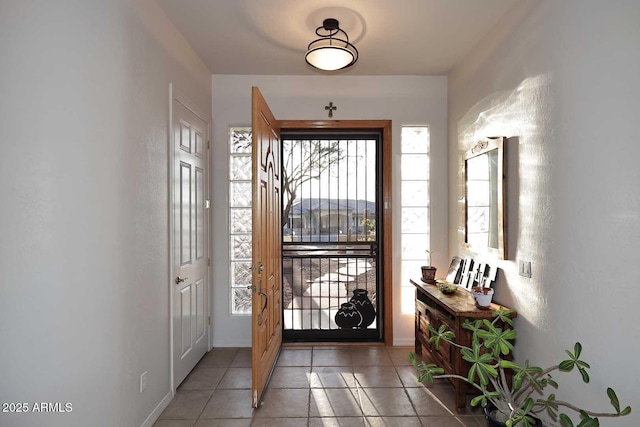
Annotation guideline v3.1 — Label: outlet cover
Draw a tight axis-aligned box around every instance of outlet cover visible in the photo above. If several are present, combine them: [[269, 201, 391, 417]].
[[519, 260, 532, 278], [140, 371, 148, 393]]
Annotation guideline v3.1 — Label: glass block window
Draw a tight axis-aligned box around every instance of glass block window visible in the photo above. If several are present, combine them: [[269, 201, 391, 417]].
[[229, 127, 252, 315], [400, 127, 430, 314]]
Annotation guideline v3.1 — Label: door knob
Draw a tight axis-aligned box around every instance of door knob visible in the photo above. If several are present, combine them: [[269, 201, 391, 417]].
[[175, 276, 188, 285]]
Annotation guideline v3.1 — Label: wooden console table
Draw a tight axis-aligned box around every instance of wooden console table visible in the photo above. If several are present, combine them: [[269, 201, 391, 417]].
[[411, 278, 516, 411]]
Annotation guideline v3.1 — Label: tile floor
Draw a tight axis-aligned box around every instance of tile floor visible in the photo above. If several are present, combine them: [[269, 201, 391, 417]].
[[154, 345, 486, 427]]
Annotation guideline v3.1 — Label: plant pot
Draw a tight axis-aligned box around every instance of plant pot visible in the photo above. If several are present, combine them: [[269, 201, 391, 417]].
[[421, 266, 437, 284], [484, 402, 542, 427], [472, 286, 494, 308]]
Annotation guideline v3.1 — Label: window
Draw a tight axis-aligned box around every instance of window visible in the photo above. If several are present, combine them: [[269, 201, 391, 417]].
[[400, 127, 430, 314], [229, 127, 252, 315]]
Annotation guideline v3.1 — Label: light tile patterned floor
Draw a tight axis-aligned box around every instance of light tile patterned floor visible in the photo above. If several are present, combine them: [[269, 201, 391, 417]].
[[155, 345, 486, 427]]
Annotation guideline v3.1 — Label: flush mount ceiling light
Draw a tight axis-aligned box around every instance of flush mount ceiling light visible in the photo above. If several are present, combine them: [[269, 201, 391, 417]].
[[305, 18, 358, 71]]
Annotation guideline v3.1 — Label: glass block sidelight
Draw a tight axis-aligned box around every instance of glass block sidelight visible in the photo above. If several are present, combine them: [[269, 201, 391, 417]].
[[232, 288, 252, 314], [229, 127, 253, 315], [401, 181, 429, 207], [400, 127, 430, 315], [400, 154, 430, 180], [231, 208, 251, 233], [401, 207, 430, 234], [401, 233, 430, 259], [401, 127, 430, 153], [231, 128, 252, 153], [230, 182, 252, 208], [230, 156, 252, 180], [231, 235, 252, 259], [231, 261, 252, 285]]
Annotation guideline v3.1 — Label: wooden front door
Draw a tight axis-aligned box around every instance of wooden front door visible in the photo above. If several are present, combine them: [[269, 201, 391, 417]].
[[251, 87, 282, 407]]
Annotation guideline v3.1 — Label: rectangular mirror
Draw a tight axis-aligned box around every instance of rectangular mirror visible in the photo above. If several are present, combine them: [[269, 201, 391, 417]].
[[464, 137, 507, 259]]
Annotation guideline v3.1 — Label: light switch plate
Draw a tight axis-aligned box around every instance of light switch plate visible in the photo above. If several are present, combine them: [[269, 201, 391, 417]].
[[518, 260, 532, 278]]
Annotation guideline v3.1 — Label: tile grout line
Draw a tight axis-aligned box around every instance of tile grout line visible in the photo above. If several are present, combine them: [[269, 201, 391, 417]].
[[389, 347, 425, 426], [195, 349, 235, 422], [307, 347, 313, 427], [159, 346, 473, 426]]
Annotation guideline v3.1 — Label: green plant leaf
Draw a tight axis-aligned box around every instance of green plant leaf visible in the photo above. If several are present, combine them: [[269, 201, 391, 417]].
[[461, 341, 497, 386], [522, 397, 534, 413], [576, 417, 599, 427], [493, 306, 515, 327], [499, 360, 521, 370], [510, 360, 545, 392], [606, 387, 632, 415], [578, 366, 590, 383], [541, 393, 559, 419], [562, 342, 591, 378], [606, 388, 619, 412], [574, 342, 582, 358], [513, 370, 523, 390], [559, 413, 574, 427], [607, 387, 620, 413], [470, 394, 485, 407], [576, 410, 599, 427], [522, 415, 540, 427], [559, 360, 575, 371], [428, 324, 455, 350], [463, 319, 483, 333], [413, 361, 444, 383]]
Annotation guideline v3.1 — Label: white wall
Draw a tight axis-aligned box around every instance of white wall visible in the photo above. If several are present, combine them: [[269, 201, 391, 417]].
[[448, 0, 640, 424], [0, 1, 211, 426], [211, 75, 448, 347]]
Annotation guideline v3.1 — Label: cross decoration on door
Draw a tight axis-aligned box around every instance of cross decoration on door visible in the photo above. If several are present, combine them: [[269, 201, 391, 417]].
[[325, 102, 337, 118]]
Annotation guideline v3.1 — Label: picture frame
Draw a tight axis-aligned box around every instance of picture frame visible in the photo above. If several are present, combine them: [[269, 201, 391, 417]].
[[459, 258, 474, 290], [445, 256, 463, 284]]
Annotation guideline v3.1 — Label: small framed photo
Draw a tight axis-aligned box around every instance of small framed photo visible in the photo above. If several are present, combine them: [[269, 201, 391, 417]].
[[459, 258, 474, 290], [445, 256, 463, 284]]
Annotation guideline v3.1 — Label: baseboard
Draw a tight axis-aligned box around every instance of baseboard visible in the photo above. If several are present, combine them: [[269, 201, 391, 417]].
[[140, 390, 173, 427], [393, 338, 415, 346]]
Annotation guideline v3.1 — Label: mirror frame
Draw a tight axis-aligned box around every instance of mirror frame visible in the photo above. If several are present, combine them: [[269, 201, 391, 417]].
[[463, 137, 507, 259]]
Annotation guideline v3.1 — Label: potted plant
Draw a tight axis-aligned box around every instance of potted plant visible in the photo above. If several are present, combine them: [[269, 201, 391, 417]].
[[410, 307, 631, 427], [421, 249, 437, 284], [472, 286, 495, 308]]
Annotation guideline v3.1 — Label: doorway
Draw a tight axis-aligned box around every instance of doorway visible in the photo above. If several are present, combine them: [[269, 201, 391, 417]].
[[281, 130, 386, 342]]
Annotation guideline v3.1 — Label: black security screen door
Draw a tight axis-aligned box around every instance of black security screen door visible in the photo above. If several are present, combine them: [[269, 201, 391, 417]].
[[281, 131, 383, 342]]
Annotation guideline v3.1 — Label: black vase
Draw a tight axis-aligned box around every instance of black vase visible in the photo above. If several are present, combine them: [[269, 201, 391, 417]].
[[350, 289, 376, 328], [335, 302, 362, 329], [484, 402, 542, 427]]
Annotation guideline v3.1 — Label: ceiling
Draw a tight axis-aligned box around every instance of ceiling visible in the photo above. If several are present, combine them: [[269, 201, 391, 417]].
[[156, 0, 519, 76]]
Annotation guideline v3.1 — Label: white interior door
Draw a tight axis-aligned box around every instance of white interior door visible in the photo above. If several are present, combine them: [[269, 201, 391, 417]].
[[172, 92, 209, 387]]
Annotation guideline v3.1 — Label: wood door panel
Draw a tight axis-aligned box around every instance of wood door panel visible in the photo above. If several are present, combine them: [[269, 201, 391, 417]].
[[251, 87, 282, 408]]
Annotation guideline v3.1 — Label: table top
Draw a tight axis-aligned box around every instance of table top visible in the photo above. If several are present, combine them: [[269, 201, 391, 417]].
[[410, 278, 516, 318]]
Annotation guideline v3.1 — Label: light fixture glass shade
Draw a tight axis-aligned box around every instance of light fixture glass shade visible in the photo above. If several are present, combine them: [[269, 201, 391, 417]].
[[305, 18, 358, 71], [305, 45, 355, 71]]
